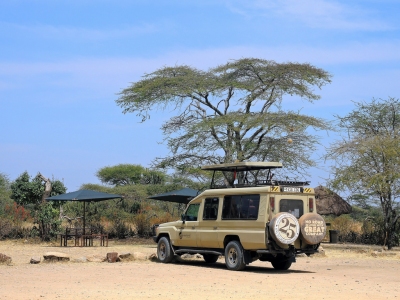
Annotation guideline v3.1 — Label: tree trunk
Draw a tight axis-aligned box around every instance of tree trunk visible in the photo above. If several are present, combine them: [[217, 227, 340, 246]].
[[38, 173, 52, 203], [38, 173, 52, 240]]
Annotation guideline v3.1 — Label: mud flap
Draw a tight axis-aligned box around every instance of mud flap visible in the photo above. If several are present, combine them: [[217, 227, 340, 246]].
[[244, 250, 252, 265]]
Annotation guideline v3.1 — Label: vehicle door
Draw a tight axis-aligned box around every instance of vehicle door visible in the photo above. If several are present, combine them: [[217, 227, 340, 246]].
[[197, 197, 220, 248], [174, 203, 200, 247]]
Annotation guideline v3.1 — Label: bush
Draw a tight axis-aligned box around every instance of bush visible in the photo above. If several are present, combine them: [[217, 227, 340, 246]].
[[107, 218, 134, 239], [133, 213, 151, 237], [0, 219, 13, 240]]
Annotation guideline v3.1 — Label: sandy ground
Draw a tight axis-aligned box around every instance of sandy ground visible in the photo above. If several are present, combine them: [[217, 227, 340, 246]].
[[1, 239, 399, 300]]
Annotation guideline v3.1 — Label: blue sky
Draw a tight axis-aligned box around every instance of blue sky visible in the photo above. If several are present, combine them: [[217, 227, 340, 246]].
[[1, 0, 399, 191]]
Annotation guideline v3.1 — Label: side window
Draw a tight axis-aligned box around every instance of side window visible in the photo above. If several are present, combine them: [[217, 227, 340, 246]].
[[279, 199, 303, 218], [203, 198, 219, 220], [222, 194, 260, 220], [185, 203, 200, 221]]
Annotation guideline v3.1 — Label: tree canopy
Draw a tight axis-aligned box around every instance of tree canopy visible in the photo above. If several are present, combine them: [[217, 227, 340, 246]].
[[10, 171, 66, 207], [327, 97, 400, 249], [96, 164, 166, 186], [116, 58, 331, 182]]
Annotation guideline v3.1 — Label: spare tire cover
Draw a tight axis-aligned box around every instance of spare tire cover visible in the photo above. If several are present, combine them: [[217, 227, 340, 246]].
[[269, 212, 300, 245], [298, 213, 327, 245]]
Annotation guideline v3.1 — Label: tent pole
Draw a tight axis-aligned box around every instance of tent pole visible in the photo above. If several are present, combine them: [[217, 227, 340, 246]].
[[83, 201, 86, 235]]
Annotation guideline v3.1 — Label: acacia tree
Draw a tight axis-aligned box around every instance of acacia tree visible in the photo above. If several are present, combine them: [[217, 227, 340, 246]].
[[327, 98, 400, 249], [117, 58, 331, 184], [96, 164, 166, 186]]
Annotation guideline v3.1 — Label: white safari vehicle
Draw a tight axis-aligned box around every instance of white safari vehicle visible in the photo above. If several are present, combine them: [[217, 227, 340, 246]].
[[153, 162, 326, 271]]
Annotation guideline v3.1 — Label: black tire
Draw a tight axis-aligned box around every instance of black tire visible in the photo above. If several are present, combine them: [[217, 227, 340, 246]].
[[203, 254, 219, 263], [157, 237, 173, 263], [271, 259, 292, 270], [224, 240, 246, 271]]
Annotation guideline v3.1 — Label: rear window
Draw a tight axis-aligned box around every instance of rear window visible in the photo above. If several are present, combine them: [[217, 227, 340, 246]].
[[203, 198, 219, 220], [279, 199, 303, 218], [222, 194, 259, 220]]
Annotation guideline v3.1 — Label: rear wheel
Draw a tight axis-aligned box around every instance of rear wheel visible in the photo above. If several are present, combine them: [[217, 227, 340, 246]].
[[271, 259, 292, 270], [225, 241, 246, 271], [203, 254, 219, 263], [157, 237, 173, 263]]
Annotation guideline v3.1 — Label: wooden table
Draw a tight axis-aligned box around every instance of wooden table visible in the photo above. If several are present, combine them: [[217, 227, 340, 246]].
[[80, 234, 109, 247]]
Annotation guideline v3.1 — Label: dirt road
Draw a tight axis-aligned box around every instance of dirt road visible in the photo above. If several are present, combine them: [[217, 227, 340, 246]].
[[1, 240, 399, 300]]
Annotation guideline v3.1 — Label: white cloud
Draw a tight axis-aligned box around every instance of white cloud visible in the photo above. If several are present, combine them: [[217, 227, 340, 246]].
[[1, 41, 399, 95], [225, 0, 394, 31]]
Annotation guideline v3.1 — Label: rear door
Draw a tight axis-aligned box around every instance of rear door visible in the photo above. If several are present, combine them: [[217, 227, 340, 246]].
[[197, 197, 220, 248]]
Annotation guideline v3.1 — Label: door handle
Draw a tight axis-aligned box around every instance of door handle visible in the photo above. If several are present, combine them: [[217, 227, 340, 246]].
[[192, 226, 195, 230], [213, 227, 218, 230]]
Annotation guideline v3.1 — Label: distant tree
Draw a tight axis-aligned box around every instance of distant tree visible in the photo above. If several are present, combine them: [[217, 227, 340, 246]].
[[96, 164, 166, 186], [116, 58, 332, 184], [0, 172, 12, 217], [10, 171, 67, 240], [327, 97, 400, 249], [0, 172, 10, 199]]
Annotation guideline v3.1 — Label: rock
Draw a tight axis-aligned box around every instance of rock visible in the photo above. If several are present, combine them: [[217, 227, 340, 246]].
[[107, 252, 120, 263], [0, 253, 12, 265], [133, 252, 148, 261], [30, 256, 41, 264], [119, 252, 131, 260], [43, 252, 70, 262], [148, 253, 158, 261], [87, 255, 106, 263], [73, 257, 88, 263]]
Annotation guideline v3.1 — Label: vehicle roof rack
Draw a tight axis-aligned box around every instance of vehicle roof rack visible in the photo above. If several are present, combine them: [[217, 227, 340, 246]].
[[274, 180, 310, 186], [201, 161, 282, 172]]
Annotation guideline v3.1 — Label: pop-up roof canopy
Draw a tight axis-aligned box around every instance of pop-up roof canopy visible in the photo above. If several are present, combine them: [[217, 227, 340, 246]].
[[201, 161, 283, 172]]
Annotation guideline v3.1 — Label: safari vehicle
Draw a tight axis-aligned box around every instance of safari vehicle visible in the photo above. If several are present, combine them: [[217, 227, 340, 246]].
[[153, 162, 326, 271]]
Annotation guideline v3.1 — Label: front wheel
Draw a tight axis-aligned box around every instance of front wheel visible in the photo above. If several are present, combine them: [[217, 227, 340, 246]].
[[157, 237, 173, 263], [271, 259, 292, 270], [225, 241, 246, 271]]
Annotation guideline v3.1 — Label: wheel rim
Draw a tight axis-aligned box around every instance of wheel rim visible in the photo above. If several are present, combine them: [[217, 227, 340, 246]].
[[159, 242, 166, 259], [227, 247, 238, 266]]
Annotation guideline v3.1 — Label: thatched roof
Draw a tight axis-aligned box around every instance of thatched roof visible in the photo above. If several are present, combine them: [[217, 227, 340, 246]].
[[315, 186, 352, 216]]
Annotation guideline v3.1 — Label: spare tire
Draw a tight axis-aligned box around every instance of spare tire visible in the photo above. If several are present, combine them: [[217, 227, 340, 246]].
[[298, 213, 327, 245], [269, 212, 300, 245]]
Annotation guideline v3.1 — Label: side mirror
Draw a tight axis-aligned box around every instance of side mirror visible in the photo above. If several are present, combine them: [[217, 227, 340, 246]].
[[181, 214, 186, 224]]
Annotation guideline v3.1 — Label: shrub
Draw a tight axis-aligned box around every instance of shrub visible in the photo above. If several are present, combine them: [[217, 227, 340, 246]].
[[133, 213, 151, 237]]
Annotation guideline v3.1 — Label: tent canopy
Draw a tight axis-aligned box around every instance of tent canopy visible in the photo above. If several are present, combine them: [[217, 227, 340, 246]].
[[46, 189, 122, 233], [148, 188, 199, 204], [46, 189, 122, 202]]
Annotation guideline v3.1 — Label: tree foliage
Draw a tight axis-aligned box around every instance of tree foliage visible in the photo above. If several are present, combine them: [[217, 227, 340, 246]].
[[10, 171, 66, 207], [10, 171, 67, 240], [116, 58, 331, 183], [327, 97, 400, 249], [0, 173, 12, 217], [96, 164, 166, 186]]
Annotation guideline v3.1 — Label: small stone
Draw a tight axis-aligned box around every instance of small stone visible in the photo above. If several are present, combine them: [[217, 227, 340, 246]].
[[87, 255, 106, 263], [0, 253, 12, 265], [73, 257, 88, 263], [133, 252, 148, 261], [30, 256, 41, 264], [119, 252, 131, 260]]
